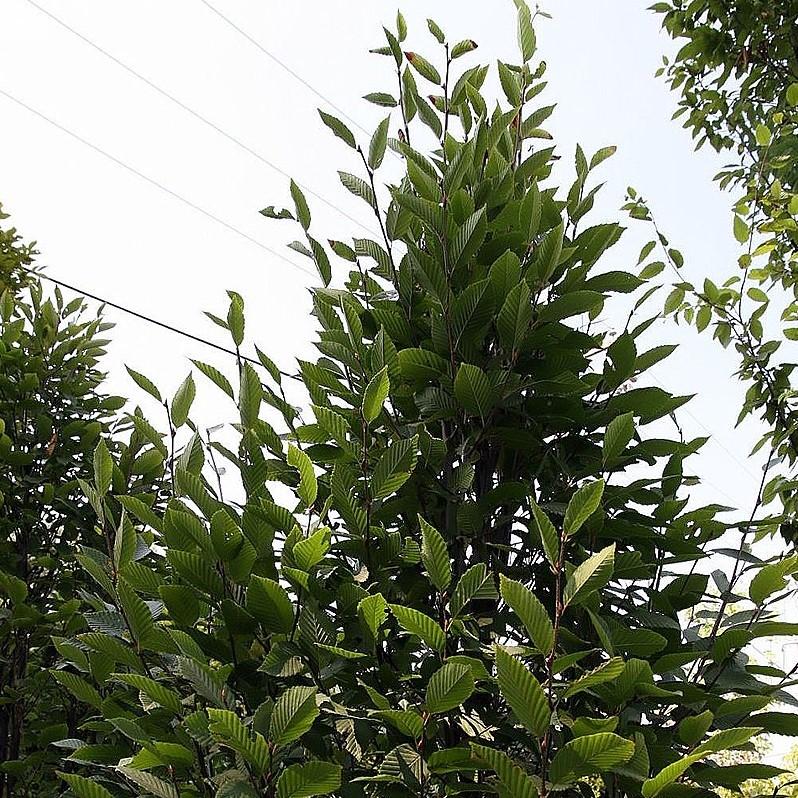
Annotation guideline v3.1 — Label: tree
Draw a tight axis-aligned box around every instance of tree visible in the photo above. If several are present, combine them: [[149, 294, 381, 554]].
[[0, 208, 166, 796], [648, 2, 798, 544], [52, 6, 797, 798]]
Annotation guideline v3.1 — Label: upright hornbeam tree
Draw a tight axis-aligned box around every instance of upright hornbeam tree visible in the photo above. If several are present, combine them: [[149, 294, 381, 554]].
[[50, 6, 798, 798]]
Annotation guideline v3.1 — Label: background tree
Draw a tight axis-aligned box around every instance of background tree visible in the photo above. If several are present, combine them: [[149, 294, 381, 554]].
[[50, 6, 798, 798], [0, 206, 166, 797], [647, 2, 798, 544]]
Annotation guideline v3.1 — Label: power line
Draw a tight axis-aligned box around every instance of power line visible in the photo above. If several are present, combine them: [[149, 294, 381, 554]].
[[0, 86, 317, 282], [197, 0, 375, 141], [22, 265, 299, 379], [23, 0, 380, 239], [649, 374, 760, 482]]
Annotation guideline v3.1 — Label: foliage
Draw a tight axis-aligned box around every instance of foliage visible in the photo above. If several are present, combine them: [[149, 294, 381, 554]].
[[44, 6, 798, 798], [650, 2, 798, 544], [0, 203, 35, 297], [0, 212, 166, 796]]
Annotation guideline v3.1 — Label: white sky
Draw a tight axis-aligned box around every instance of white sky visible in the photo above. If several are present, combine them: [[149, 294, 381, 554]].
[[1, 0, 795, 759]]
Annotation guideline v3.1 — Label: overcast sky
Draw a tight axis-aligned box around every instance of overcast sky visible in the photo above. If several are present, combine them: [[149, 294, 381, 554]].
[[0, 1, 765, 512]]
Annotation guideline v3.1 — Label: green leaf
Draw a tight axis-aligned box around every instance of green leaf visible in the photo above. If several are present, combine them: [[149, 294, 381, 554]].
[[500, 575, 554, 654], [339, 171, 376, 209], [368, 116, 390, 169], [318, 110, 356, 148], [277, 761, 342, 798], [563, 544, 615, 607], [450, 563, 496, 617], [247, 576, 294, 634], [287, 444, 317, 506], [398, 348, 448, 381], [515, 1, 536, 61], [749, 560, 790, 604], [50, 671, 102, 709], [733, 214, 750, 244], [364, 92, 398, 107], [550, 733, 635, 785], [419, 515, 452, 591], [171, 373, 196, 428], [454, 363, 494, 417], [563, 479, 604, 536], [451, 39, 478, 59], [562, 657, 625, 698], [531, 500, 559, 568], [377, 710, 424, 738], [207, 709, 270, 773], [363, 366, 390, 424], [788, 82, 798, 107], [390, 604, 445, 651], [358, 593, 388, 639], [116, 578, 155, 646], [293, 527, 331, 571], [590, 146, 617, 169], [270, 686, 319, 748], [470, 744, 538, 798], [604, 412, 635, 463], [192, 360, 234, 399], [290, 180, 311, 231], [497, 281, 532, 353], [494, 645, 550, 738], [126, 366, 162, 402], [58, 773, 115, 798], [755, 124, 772, 146], [372, 436, 418, 499], [114, 673, 182, 714], [93, 439, 112, 495], [426, 662, 474, 714], [679, 710, 714, 746], [405, 51, 441, 84]]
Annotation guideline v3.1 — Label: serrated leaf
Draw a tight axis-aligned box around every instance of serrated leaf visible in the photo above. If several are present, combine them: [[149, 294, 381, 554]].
[[358, 593, 388, 639], [497, 281, 532, 353], [550, 733, 635, 785], [171, 373, 196, 428], [277, 761, 342, 798], [390, 604, 445, 651], [93, 440, 112, 495], [470, 744, 537, 798], [363, 366, 389, 424], [500, 575, 554, 654], [495, 645, 550, 738], [247, 576, 294, 634], [531, 500, 559, 568], [126, 366, 162, 402], [368, 117, 390, 169], [450, 563, 496, 617], [563, 544, 615, 607], [454, 363, 494, 418], [419, 515, 451, 591], [287, 443, 317, 506], [290, 180, 311, 230], [270, 686, 319, 748], [318, 110, 356, 148], [58, 772, 115, 798], [426, 662, 474, 714], [563, 479, 604, 536], [604, 412, 635, 463]]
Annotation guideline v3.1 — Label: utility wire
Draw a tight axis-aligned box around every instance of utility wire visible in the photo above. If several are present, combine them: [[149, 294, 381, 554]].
[[0, 86, 317, 282], [197, 0, 374, 140], [23, 0, 380, 239], [22, 265, 262, 368]]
